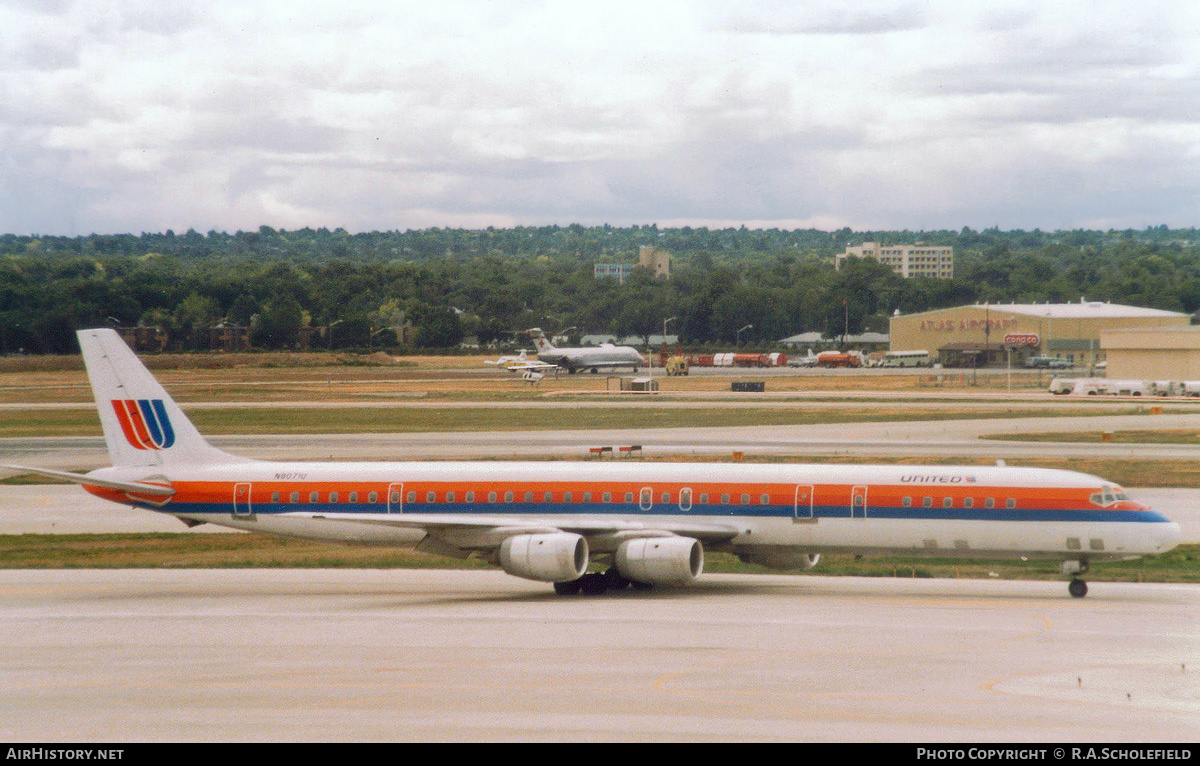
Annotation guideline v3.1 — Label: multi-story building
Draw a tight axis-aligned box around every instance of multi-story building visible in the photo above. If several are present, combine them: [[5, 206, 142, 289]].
[[836, 242, 954, 279], [593, 263, 637, 282], [638, 245, 670, 279], [594, 246, 671, 283]]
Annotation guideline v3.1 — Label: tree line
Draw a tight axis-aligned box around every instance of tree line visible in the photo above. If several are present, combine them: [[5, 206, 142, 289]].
[[1, 225, 1198, 354]]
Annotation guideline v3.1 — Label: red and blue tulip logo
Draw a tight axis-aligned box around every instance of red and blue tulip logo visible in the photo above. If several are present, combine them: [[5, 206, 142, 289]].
[[111, 399, 176, 450]]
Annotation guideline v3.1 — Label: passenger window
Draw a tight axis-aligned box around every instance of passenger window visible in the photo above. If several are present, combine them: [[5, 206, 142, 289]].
[[923, 497, 933, 508], [760, 494, 769, 505], [661, 492, 670, 503], [349, 492, 358, 503], [1006, 498, 1016, 509], [368, 492, 377, 503], [700, 493, 709, 504], [902, 496, 912, 507], [426, 491, 435, 503], [291, 492, 300, 503], [330, 492, 339, 503], [446, 491, 454, 502], [544, 492, 553, 502], [311, 491, 320, 503], [942, 497, 952, 508], [963, 497, 973, 508], [721, 494, 730, 504], [583, 492, 592, 503], [406, 491, 415, 503], [524, 491, 533, 502], [504, 491, 513, 503], [740, 494, 750, 505], [563, 491, 572, 502], [985, 498, 995, 508], [624, 492, 633, 503], [603, 492, 612, 503], [488, 492, 497, 503], [465, 491, 474, 502]]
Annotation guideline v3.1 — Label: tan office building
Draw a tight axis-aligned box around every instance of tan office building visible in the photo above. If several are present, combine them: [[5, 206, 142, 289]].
[[889, 301, 1189, 367], [836, 242, 954, 279]]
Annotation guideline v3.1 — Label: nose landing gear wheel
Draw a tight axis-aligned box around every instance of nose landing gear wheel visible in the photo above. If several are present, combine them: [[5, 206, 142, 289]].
[[1068, 579, 1088, 598]]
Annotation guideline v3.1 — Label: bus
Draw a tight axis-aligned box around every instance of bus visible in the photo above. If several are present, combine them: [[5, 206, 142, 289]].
[[880, 350, 931, 367]]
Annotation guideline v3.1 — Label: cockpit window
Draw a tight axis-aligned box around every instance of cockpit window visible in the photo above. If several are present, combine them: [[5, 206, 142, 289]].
[[1089, 485, 1130, 507]]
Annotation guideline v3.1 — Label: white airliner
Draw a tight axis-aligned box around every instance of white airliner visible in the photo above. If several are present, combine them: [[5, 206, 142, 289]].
[[4, 329, 1182, 598], [528, 328, 644, 374]]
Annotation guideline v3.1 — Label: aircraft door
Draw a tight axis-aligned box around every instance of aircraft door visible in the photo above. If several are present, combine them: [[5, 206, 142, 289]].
[[793, 484, 814, 522], [233, 482, 253, 518], [387, 482, 403, 513], [639, 487, 653, 512], [679, 487, 693, 512], [851, 485, 868, 518]]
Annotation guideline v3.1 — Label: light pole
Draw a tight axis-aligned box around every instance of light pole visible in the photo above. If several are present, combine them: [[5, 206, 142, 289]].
[[556, 326, 577, 346], [328, 319, 344, 350], [656, 316, 678, 377], [737, 324, 753, 346]]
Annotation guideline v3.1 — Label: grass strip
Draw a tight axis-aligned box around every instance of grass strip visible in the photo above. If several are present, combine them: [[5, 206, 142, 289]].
[[6, 455, 1200, 488], [0, 404, 1158, 437], [984, 430, 1200, 445]]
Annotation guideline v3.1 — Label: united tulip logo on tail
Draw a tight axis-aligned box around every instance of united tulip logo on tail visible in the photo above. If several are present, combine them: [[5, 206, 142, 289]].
[[111, 399, 175, 450]]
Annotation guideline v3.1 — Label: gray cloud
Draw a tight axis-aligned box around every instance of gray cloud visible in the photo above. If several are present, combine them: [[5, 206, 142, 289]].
[[720, 5, 927, 36], [2, 1, 1199, 234]]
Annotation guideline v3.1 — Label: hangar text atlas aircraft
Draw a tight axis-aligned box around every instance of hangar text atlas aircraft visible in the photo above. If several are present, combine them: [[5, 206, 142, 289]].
[[7, 329, 1181, 598]]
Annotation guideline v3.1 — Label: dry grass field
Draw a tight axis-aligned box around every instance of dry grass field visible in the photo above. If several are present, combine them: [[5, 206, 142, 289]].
[[0, 349, 1061, 404]]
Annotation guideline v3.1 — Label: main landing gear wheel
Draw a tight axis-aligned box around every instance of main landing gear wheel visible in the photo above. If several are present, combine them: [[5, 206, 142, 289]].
[[603, 566, 631, 591], [552, 570, 653, 596], [1068, 579, 1088, 598], [553, 579, 583, 596]]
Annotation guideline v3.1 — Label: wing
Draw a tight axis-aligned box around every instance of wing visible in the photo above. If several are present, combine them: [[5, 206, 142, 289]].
[[501, 362, 556, 372], [279, 510, 738, 557], [500, 362, 558, 373]]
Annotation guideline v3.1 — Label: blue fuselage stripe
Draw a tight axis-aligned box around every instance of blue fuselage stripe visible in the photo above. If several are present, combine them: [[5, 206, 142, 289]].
[[152, 500, 1174, 524]]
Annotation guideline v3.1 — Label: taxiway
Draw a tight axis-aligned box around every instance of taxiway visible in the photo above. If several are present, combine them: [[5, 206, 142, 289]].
[[0, 568, 1196, 742]]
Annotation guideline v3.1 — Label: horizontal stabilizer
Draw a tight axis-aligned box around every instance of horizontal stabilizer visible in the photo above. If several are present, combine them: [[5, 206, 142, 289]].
[[1, 465, 176, 497]]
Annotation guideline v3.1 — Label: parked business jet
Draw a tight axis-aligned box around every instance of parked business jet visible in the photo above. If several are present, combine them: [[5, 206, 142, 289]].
[[527, 328, 644, 374], [4, 329, 1181, 598]]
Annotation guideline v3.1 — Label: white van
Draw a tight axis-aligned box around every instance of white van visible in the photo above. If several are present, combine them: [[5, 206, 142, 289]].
[[1101, 379, 1149, 396]]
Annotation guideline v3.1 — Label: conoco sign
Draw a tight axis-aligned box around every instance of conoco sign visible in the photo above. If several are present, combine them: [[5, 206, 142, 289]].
[[1004, 333, 1040, 347]]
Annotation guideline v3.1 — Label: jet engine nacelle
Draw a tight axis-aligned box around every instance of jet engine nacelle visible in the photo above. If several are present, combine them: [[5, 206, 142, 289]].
[[616, 537, 703, 586], [735, 547, 821, 570], [499, 533, 589, 582]]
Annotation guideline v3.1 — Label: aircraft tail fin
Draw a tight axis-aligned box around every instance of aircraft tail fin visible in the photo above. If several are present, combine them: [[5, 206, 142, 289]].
[[527, 327, 556, 352], [77, 328, 238, 468]]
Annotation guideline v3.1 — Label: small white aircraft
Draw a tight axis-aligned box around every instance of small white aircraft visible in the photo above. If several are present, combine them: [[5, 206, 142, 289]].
[[3, 329, 1182, 598], [528, 328, 644, 374], [484, 349, 558, 384]]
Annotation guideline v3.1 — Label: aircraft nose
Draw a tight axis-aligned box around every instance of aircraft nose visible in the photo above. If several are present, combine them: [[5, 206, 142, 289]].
[[1160, 521, 1182, 552]]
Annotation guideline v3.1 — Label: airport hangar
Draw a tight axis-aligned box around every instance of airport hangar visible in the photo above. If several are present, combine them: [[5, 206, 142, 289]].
[[888, 300, 1190, 369]]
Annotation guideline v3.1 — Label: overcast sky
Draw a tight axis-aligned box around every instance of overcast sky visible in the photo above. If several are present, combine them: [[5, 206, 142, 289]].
[[3, 0, 1199, 236]]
